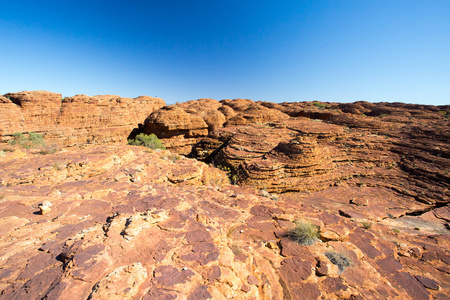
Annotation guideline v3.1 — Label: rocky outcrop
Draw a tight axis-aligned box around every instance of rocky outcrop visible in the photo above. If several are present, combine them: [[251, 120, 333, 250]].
[[143, 99, 449, 207], [142, 98, 290, 155], [0, 91, 165, 146], [1, 144, 449, 299]]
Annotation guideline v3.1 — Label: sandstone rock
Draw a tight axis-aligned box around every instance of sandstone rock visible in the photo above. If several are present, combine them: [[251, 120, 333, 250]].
[[415, 275, 440, 290], [38, 201, 52, 215], [0, 91, 165, 146], [1, 97, 449, 299], [89, 263, 148, 299], [0, 144, 448, 299]]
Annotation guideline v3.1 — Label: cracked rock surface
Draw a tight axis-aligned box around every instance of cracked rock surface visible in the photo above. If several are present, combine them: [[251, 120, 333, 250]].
[[0, 144, 449, 299]]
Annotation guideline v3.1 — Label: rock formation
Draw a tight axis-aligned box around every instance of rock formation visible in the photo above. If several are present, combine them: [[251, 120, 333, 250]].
[[141, 98, 290, 155], [0, 91, 165, 147], [0, 91, 449, 299], [143, 99, 449, 203], [0, 144, 449, 299]]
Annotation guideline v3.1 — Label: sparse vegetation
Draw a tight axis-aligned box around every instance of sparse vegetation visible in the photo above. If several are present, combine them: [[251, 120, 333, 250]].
[[9, 132, 45, 149], [52, 162, 65, 171], [231, 244, 243, 256], [259, 189, 279, 201], [312, 101, 328, 109], [325, 252, 351, 274], [361, 221, 372, 230], [259, 189, 271, 198], [216, 165, 239, 185], [1, 147, 16, 157], [38, 145, 60, 155], [127, 133, 165, 150], [392, 228, 400, 234], [288, 219, 319, 245]]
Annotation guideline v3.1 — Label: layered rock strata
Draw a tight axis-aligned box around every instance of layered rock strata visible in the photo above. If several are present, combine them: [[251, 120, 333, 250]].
[[0, 145, 448, 299], [143, 99, 449, 207], [142, 99, 290, 155], [0, 91, 165, 146]]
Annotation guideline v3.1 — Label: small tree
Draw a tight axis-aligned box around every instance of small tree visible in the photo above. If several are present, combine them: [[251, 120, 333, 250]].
[[128, 133, 165, 150]]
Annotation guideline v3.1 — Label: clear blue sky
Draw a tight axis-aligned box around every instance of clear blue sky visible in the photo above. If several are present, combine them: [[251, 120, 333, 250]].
[[1, 0, 449, 105]]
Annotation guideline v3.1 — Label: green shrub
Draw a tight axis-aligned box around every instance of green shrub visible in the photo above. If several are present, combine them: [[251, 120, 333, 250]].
[[288, 219, 319, 245], [128, 133, 165, 150], [9, 132, 45, 149], [325, 252, 351, 274], [312, 101, 328, 109]]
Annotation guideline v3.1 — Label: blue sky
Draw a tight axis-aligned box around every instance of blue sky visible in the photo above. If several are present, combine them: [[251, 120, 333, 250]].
[[1, 1, 449, 105]]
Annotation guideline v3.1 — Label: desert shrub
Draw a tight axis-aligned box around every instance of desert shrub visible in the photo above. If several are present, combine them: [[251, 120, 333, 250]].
[[312, 101, 328, 109], [259, 189, 279, 201], [288, 219, 319, 245], [128, 133, 165, 150], [361, 221, 372, 230], [325, 252, 351, 274], [9, 132, 45, 149]]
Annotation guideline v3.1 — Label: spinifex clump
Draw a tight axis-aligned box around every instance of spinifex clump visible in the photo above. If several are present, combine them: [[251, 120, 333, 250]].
[[288, 219, 319, 245]]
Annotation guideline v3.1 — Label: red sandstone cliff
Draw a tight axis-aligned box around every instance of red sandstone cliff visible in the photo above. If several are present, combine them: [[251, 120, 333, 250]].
[[0, 91, 165, 146]]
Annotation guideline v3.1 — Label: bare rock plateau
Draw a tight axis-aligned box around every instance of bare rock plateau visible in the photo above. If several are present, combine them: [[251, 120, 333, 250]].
[[0, 91, 449, 299]]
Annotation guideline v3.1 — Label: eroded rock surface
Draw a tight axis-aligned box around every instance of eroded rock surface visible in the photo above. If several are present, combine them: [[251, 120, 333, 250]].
[[0, 91, 165, 146], [142, 98, 290, 155], [0, 94, 449, 299], [0, 144, 449, 299], [144, 99, 449, 207]]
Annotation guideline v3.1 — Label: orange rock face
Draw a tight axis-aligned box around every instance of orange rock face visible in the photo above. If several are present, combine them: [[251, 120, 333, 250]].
[[0, 94, 449, 299], [0, 91, 165, 146], [142, 98, 289, 155]]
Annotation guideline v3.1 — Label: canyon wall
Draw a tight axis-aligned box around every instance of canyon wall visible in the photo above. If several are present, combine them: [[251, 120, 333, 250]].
[[0, 91, 165, 147]]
